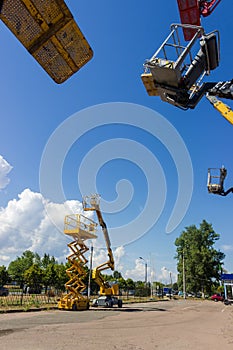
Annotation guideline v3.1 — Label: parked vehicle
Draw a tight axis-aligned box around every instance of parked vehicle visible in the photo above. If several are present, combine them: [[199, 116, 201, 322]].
[[210, 293, 224, 302], [0, 286, 9, 296], [92, 295, 123, 308]]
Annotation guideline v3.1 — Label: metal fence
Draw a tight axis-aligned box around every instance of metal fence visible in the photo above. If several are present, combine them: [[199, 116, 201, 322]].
[[0, 287, 59, 310]]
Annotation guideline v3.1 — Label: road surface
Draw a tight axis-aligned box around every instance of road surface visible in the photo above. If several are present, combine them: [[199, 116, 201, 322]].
[[0, 299, 232, 349]]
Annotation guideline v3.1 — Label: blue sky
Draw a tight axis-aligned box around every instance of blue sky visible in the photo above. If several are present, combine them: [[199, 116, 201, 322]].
[[0, 1, 232, 284]]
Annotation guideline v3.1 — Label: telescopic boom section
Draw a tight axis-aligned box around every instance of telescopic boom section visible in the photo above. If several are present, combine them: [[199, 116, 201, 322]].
[[95, 209, 115, 271], [83, 196, 114, 272]]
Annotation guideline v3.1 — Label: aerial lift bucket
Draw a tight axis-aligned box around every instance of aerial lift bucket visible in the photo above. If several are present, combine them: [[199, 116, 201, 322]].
[[141, 23, 220, 109], [207, 167, 227, 195], [82, 194, 101, 211]]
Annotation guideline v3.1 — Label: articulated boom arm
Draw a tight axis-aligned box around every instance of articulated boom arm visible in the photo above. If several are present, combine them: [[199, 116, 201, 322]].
[[92, 267, 119, 296], [205, 80, 233, 125], [207, 80, 233, 100], [95, 209, 115, 271], [177, 0, 222, 41], [199, 0, 222, 17]]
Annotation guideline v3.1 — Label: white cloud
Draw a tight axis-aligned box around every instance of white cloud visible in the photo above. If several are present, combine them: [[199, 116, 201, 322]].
[[92, 247, 108, 269], [91, 245, 125, 273], [0, 188, 93, 266], [124, 258, 146, 281], [156, 266, 177, 285], [158, 266, 171, 283], [124, 260, 177, 284], [0, 155, 13, 190], [86, 239, 125, 278], [114, 246, 125, 270], [0, 255, 10, 262], [221, 245, 233, 252]]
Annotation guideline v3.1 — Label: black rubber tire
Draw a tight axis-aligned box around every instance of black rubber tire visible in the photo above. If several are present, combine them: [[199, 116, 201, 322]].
[[72, 303, 78, 311], [118, 299, 123, 308], [106, 301, 113, 308]]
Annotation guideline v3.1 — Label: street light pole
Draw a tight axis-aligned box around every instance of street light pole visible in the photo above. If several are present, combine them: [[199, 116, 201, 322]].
[[139, 256, 147, 286], [169, 271, 173, 298], [164, 268, 173, 299], [88, 243, 94, 299]]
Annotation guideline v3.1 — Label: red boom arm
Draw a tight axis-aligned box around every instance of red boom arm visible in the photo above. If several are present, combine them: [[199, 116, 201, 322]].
[[177, 0, 222, 40]]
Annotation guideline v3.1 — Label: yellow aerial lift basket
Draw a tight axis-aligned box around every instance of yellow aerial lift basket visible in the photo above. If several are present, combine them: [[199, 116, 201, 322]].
[[0, 0, 93, 83]]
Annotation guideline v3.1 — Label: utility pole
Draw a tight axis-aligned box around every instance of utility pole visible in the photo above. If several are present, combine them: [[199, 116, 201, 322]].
[[183, 250, 186, 299], [139, 257, 147, 286], [87, 243, 94, 298], [170, 271, 173, 298]]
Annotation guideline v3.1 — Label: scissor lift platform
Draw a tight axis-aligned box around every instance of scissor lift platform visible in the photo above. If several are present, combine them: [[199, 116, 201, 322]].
[[0, 0, 93, 83], [64, 214, 97, 241]]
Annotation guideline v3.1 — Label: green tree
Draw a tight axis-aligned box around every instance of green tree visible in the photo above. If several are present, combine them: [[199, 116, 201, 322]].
[[172, 282, 178, 291], [43, 263, 58, 292], [53, 263, 68, 291], [0, 266, 9, 286], [41, 253, 56, 269], [175, 220, 225, 295], [113, 271, 122, 280], [125, 278, 135, 290], [8, 250, 37, 286], [24, 264, 43, 293], [118, 277, 127, 292]]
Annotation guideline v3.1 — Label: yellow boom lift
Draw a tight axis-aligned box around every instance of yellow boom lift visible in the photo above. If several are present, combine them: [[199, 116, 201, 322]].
[[58, 213, 97, 311], [82, 194, 122, 308]]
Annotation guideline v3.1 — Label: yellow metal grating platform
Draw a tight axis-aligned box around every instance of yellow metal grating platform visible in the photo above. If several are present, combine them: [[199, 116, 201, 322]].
[[64, 214, 97, 241], [0, 0, 93, 83]]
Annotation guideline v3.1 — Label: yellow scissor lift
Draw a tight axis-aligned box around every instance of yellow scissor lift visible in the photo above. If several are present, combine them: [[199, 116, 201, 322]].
[[58, 213, 97, 311]]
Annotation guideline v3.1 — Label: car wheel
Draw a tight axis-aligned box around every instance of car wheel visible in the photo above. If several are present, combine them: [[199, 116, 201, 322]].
[[118, 300, 123, 308], [72, 303, 78, 311], [214, 298, 218, 302]]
